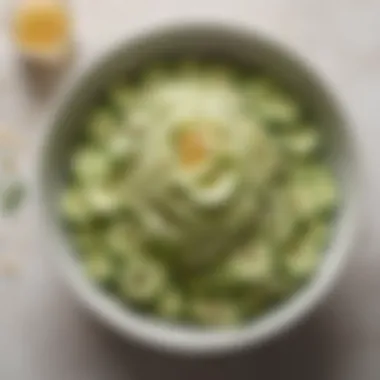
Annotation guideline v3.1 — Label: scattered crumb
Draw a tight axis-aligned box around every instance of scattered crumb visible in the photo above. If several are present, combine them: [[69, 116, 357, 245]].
[[1, 155, 17, 173], [0, 128, 24, 149], [0, 258, 21, 278]]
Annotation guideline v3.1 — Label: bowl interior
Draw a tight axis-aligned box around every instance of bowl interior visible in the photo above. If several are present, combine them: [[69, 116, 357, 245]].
[[40, 24, 356, 353]]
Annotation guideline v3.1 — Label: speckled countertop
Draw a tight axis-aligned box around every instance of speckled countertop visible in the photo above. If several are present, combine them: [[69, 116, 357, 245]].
[[0, 0, 379, 379]]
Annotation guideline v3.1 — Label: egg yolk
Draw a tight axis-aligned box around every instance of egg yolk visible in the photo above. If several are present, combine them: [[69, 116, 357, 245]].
[[177, 129, 209, 168]]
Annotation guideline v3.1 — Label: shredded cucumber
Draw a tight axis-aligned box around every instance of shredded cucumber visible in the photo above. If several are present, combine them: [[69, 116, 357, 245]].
[[61, 61, 338, 327]]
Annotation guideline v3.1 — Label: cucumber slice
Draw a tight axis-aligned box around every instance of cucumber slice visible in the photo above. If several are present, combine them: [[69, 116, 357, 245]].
[[85, 254, 113, 283], [120, 258, 166, 303], [289, 165, 338, 218], [157, 289, 183, 319], [286, 223, 327, 278], [223, 240, 274, 285], [60, 187, 89, 224], [282, 128, 320, 156], [72, 147, 111, 184], [190, 298, 242, 326], [87, 108, 118, 143]]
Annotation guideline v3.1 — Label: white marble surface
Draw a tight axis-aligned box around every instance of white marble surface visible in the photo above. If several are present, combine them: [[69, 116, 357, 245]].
[[1, 0, 380, 379]]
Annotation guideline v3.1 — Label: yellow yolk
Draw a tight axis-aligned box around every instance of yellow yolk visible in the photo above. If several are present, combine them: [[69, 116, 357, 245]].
[[13, 0, 70, 54], [178, 129, 208, 168]]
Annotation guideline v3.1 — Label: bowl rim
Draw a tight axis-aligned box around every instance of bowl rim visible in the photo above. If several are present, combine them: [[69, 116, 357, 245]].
[[37, 20, 361, 355]]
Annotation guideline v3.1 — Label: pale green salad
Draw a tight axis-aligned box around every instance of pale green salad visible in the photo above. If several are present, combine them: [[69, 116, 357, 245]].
[[61, 62, 338, 327]]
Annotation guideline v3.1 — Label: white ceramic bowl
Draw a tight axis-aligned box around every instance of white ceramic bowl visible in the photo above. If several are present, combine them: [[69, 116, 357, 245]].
[[39, 22, 359, 355]]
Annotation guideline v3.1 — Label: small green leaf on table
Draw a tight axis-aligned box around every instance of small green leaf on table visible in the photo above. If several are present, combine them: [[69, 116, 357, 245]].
[[1, 181, 27, 216]]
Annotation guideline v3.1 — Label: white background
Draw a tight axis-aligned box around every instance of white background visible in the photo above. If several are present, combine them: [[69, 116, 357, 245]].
[[0, 0, 379, 379]]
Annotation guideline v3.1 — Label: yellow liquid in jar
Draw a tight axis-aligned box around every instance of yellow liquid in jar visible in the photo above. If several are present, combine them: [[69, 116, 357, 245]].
[[13, 0, 71, 56]]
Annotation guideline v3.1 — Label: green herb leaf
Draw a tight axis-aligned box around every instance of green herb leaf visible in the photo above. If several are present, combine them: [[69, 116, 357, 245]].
[[1, 181, 26, 216]]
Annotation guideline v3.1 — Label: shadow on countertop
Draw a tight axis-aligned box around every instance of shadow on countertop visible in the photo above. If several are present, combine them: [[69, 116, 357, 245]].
[[25, 232, 370, 380], [29, 212, 368, 380], [86, 295, 342, 380], [72, 206, 370, 380]]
